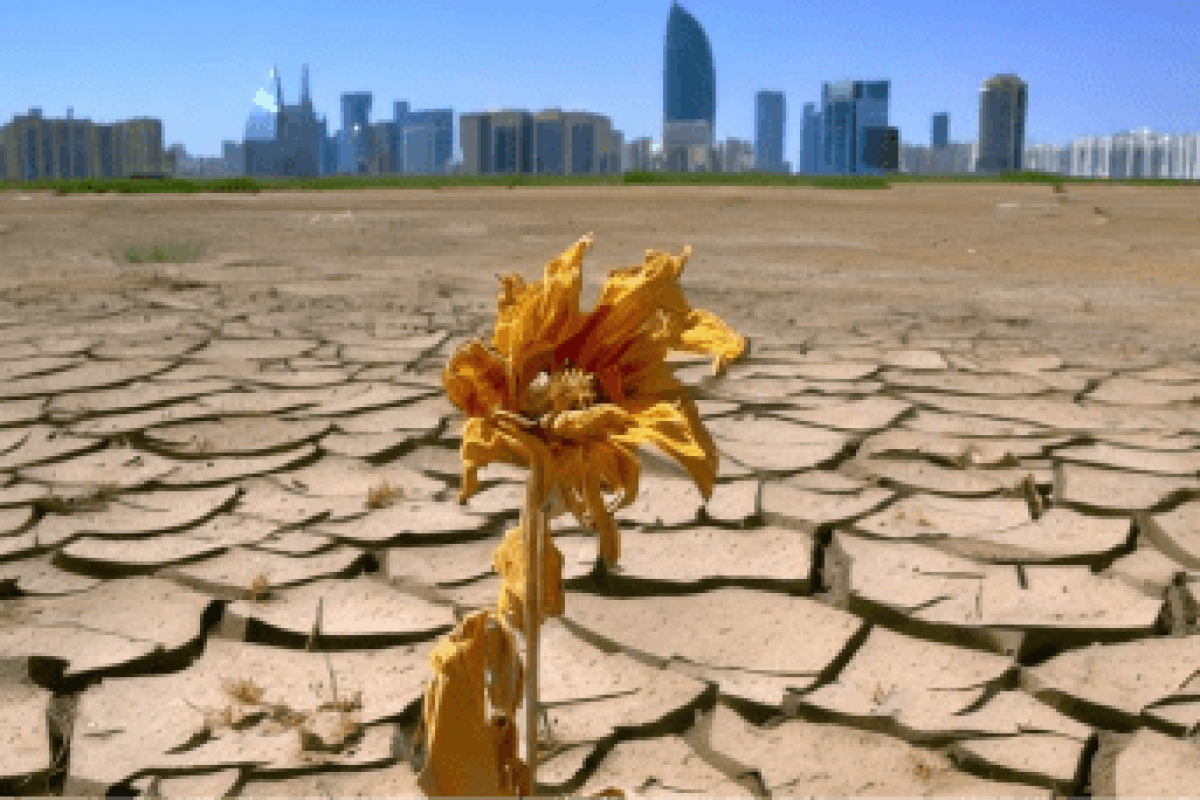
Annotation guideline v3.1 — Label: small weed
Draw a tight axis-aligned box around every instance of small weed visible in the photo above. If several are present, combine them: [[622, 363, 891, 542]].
[[913, 757, 947, 781], [222, 677, 266, 705], [246, 573, 272, 602], [997, 451, 1021, 467], [40, 482, 121, 513], [112, 240, 206, 264], [953, 444, 980, 469], [367, 480, 404, 509], [871, 682, 892, 704]]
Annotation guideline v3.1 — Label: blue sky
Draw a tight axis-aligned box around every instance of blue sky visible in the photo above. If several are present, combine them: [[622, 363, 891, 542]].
[[4, 0, 1197, 157]]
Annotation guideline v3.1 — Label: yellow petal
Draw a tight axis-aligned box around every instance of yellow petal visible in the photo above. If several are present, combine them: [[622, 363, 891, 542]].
[[672, 308, 748, 376], [618, 400, 718, 500], [569, 247, 689, 372], [492, 234, 592, 405], [459, 416, 551, 502], [483, 617, 523, 716], [585, 469, 620, 567], [492, 522, 564, 635], [419, 610, 513, 797], [443, 340, 511, 418], [547, 404, 634, 440]]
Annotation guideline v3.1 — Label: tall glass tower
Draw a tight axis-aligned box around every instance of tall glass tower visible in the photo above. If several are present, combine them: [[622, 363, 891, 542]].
[[977, 74, 1027, 173], [932, 112, 949, 149], [664, 0, 715, 163], [755, 90, 786, 173]]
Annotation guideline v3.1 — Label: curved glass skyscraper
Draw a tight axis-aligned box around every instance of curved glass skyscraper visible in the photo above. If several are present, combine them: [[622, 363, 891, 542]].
[[663, 2, 715, 128]]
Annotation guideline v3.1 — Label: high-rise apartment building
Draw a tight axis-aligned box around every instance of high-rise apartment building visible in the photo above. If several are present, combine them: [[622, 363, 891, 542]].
[[932, 112, 949, 149], [1066, 129, 1199, 179], [820, 80, 897, 174], [976, 74, 1027, 173], [755, 90, 786, 173], [460, 109, 621, 176], [1, 108, 169, 180], [663, 2, 716, 169]]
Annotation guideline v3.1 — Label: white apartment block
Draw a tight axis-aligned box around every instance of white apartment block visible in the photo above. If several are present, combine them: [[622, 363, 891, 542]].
[[1065, 129, 1198, 179], [899, 140, 977, 174], [716, 137, 754, 173]]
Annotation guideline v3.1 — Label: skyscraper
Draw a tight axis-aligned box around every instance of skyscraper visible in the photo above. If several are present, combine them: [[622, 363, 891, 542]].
[[755, 90, 786, 173], [801, 102, 822, 174], [243, 64, 327, 178], [338, 92, 373, 174], [663, 2, 716, 168], [932, 112, 949, 149], [976, 74, 1027, 173], [393, 101, 454, 174], [820, 80, 897, 174]]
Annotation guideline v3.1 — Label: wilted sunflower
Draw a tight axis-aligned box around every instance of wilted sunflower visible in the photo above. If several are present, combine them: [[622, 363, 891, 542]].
[[443, 233, 746, 570]]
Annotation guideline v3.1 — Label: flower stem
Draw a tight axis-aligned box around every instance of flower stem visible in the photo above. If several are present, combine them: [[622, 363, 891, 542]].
[[524, 455, 546, 796]]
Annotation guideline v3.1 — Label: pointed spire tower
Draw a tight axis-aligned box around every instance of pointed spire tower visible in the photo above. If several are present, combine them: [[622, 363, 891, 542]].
[[301, 63, 311, 108], [274, 64, 286, 141]]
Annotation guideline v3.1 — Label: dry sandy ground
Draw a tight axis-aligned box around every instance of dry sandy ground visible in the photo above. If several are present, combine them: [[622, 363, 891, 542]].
[[0, 184, 1199, 797]]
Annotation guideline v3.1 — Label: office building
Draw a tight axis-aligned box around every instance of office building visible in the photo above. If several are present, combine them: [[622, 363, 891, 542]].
[[664, 2, 716, 169], [800, 102, 821, 174], [932, 112, 949, 149], [243, 65, 328, 178], [820, 80, 897, 174], [459, 109, 621, 176], [662, 119, 714, 171], [899, 140, 976, 174], [335, 92, 373, 174], [364, 121, 396, 174], [977, 74, 1027, 173], [755, 90, 786, 173], [1, 107, 169, 180], [717, 137, 754, 173], [393, 101, 454, 174], [222, 140, 244, 175], [624, 136, 654, 172]]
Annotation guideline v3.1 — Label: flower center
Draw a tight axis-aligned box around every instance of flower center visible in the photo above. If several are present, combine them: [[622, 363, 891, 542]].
[[524, 367, 597, 418]]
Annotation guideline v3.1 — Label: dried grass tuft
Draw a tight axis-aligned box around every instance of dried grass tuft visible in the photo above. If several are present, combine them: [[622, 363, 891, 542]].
[[367, 480, 404, 509], [246, 573, 272, 602], [222, 677, 266, 705]]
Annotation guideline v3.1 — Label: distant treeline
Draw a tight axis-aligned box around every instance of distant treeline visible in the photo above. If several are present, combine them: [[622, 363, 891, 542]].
[[1, 172, 1196, 194]]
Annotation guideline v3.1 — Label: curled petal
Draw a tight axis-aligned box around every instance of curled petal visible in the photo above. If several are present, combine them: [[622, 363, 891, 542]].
[[548, 404, 635, 441], [672, 308, 748, 376], [619, 400, 718, 500], [568, 247, 690, 372], [419, 611, 512, 797], [459, 416, 551, 502], [493, 234, 592, 404], [444, 340, 511, 418], [585, 470, 620, 567], [484, 617, 523, 716], [492, 522, 564, 636]]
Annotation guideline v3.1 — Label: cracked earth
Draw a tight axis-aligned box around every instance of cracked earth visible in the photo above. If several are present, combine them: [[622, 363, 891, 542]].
[[1, 183, 1199, 797]]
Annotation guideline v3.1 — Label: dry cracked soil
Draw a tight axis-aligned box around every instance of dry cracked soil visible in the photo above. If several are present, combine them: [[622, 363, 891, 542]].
[[0, 182, 1199, 797]]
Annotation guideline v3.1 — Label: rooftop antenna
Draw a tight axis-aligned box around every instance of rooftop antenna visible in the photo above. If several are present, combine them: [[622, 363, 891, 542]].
[[301, 63, 311, 106]]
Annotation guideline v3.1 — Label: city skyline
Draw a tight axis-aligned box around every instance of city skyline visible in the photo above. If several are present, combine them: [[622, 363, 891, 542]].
[[3, 0, 1198, 158]]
